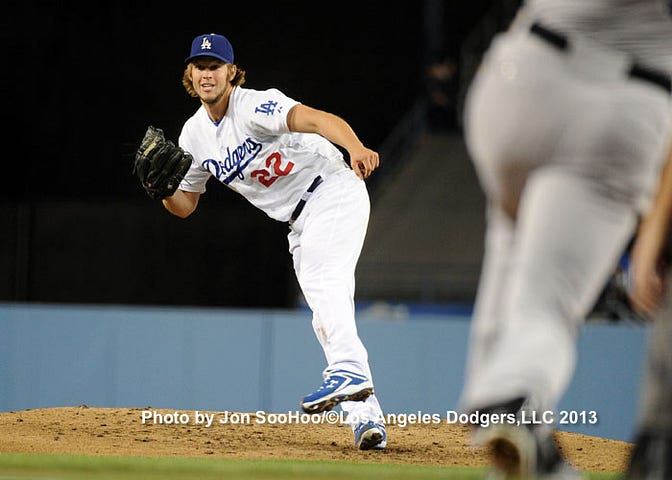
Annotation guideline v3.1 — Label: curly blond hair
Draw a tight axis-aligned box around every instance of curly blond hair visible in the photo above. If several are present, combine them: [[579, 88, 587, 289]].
[[182, 63, 246, 98]]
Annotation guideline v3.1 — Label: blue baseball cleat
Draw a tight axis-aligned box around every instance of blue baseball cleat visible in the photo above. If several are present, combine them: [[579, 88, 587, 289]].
[[300, 370, 374, 414], [354, 421, 387, 450]]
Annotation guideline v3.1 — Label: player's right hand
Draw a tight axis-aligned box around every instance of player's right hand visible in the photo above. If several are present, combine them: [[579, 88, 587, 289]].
[[350, 147, 379, 180]]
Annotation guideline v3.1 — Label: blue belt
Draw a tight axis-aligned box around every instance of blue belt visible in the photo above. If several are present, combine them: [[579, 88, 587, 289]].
[[289, 176, 323, 224]]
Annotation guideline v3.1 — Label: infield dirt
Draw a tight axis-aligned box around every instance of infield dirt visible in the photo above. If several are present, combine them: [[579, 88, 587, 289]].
[[0, 406, 632, 473]]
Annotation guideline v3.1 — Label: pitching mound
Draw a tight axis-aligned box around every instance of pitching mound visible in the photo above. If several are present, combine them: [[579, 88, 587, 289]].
[[0, 407, 632, 473]]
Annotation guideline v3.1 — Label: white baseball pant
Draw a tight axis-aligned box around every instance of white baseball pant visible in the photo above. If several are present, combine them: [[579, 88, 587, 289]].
[[288, 169, 384, 426]]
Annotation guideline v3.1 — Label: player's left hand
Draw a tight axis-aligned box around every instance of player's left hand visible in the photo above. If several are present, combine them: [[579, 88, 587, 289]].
[[133, 126, 193, 200], [350, 147, 379, 180]]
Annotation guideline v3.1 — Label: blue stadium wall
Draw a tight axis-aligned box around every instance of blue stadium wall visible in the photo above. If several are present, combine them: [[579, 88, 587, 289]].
[[0, 302, 647, 442]]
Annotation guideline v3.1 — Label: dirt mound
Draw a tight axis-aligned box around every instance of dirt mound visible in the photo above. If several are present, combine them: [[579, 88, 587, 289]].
[[0, 407, 632, 472]]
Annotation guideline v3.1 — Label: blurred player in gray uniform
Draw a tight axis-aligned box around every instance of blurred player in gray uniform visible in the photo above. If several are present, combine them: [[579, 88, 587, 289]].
[[626, 144, 672, 480], [457, 1, 672, 477]]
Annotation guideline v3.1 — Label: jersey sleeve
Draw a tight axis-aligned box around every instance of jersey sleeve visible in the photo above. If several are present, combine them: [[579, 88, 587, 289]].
[[244, 88, 300, 137], [177, 129, 211, 193]]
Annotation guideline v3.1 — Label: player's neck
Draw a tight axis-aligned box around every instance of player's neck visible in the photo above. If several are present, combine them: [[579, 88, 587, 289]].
[[202, 85, 234, 124], [203, 101, 227, 123]]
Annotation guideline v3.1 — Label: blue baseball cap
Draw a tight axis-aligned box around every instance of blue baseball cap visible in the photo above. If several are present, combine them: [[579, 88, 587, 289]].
[[185, 33, 234, 64]]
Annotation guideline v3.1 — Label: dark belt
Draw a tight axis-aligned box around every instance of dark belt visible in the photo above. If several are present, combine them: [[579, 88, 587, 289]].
[[289, 175, 323, 224], [530, 22, 672, 95]]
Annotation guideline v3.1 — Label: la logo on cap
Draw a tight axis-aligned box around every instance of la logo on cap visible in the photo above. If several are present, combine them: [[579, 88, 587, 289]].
[[200, 36, 212, 51], [185, 33, 234, 65]]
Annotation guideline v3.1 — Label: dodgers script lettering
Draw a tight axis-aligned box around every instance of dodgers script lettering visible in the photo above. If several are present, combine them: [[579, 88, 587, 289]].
[[202, 137, 262, 184]]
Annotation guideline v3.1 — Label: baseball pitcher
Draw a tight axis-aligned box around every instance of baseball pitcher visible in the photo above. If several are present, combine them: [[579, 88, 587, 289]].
[[133, 33, 386, 450]]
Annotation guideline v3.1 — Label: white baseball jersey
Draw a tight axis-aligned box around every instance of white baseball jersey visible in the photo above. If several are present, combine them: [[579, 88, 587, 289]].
[[177, 85, 385, 426], [178, 86, 350, 221]]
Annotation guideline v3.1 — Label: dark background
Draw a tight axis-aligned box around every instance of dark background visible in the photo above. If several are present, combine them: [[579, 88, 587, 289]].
[[3, 1, 499, 307]]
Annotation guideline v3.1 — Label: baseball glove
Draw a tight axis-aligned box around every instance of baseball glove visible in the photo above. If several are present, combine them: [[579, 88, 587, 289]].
[[133, 126, 193, 200]]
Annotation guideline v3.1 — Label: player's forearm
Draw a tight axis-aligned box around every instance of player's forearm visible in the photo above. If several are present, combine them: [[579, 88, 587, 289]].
[[317, 113, 366, 154], [162, 189, 200, 218], [654, 154, 672, 235], [287, 105, 365, 153], [629, 143, 672, 314], [286, 104, 378, 178], [640, 144, 672, 245]]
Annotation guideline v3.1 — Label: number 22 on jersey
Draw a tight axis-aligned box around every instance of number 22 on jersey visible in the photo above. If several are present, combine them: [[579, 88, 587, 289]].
[[251, 152, 294, 187]]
